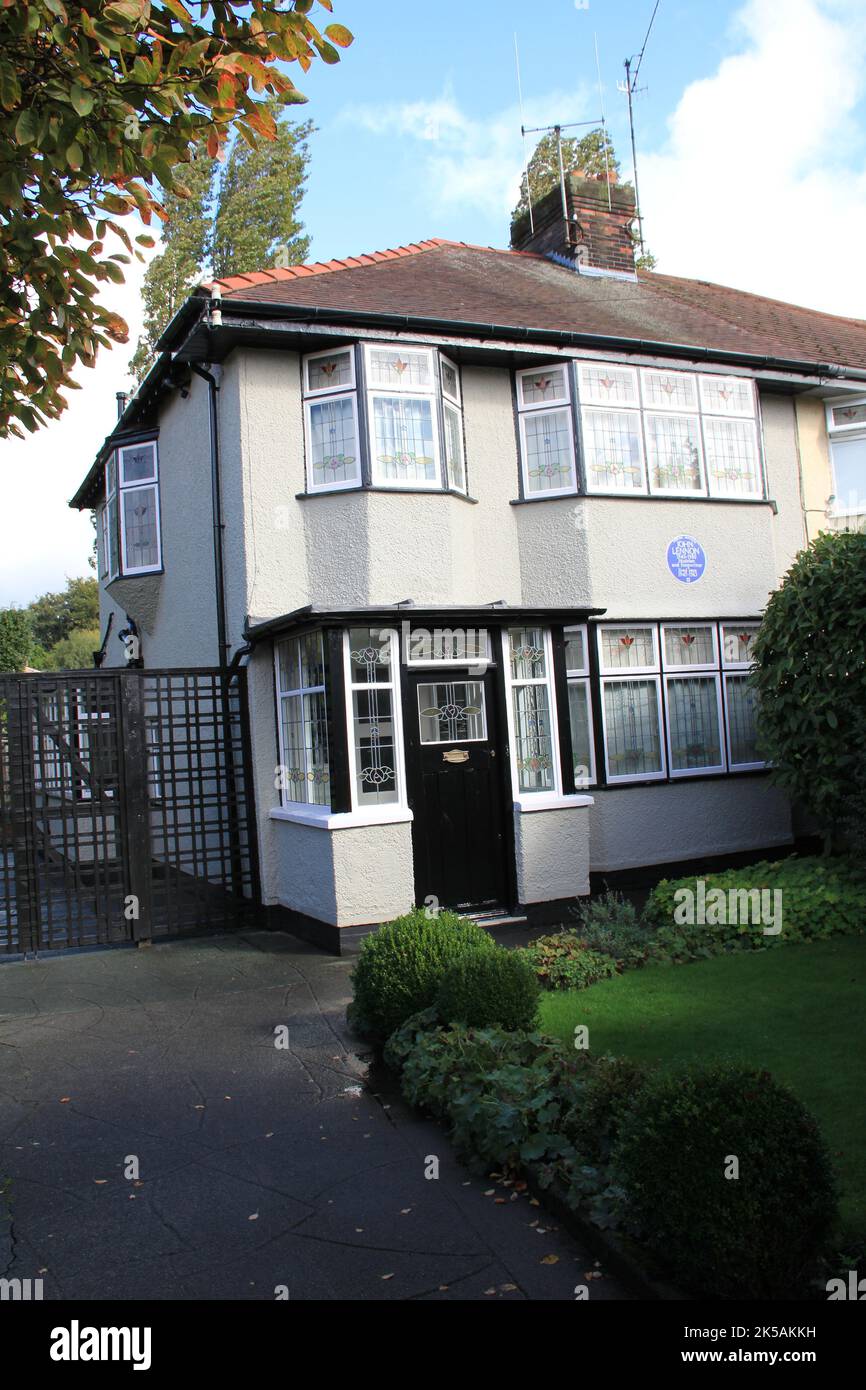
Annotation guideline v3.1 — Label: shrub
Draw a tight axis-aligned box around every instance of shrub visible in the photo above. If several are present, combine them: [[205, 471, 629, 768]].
[[436, 948, 540, 1031], [611, 1064, 838, 1298], [645, 855, 866, 963], [560, 1055, 648, 1165], [568, 890, 653, 968], [518, 932, 618, 990], [750, 530, 866, 849], [349, 908, 495, 1041]]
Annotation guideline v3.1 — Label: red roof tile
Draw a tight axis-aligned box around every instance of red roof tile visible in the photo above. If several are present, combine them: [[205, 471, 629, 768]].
[[205, 241, 866, 372]]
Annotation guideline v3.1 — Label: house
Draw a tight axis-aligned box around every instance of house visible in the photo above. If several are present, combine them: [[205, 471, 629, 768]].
[[70, 171, 866, 952]]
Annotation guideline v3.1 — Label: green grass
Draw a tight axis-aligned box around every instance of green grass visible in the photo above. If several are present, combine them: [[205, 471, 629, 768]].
[[539, 936, 866, 1240]]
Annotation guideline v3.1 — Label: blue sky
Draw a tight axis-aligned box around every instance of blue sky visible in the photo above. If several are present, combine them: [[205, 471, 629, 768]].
[[3, 0, 866, 607]]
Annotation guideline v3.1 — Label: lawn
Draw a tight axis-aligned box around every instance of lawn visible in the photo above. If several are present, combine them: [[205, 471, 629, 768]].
[[539, 935, 866, 1240]]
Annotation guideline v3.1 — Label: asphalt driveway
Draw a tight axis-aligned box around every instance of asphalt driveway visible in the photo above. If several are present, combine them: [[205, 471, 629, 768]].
[[0, 932, 627, 1301]]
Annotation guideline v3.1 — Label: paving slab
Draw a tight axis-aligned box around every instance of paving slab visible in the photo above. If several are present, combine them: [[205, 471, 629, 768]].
[[0, 931, 630, 1301]]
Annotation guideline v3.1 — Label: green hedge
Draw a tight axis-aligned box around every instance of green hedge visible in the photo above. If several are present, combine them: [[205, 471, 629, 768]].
[[436, 948, 540, 1030], [645, 855, 866, 963]]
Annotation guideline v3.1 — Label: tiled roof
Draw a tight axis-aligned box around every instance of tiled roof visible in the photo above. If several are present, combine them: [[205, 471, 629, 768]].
[[206, 240, 866, 371]]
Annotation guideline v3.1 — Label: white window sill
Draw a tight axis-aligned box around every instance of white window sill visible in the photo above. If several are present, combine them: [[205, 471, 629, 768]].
[[270, 805, 414, 831], [513, 793, 594, 814]]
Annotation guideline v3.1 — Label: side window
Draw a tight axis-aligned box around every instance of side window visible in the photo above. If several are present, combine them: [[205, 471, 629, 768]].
[[117, 441, 161, 574], [515, 364, 578, 498], [302, 348, 361, 493], [825, 398, 866, 519]]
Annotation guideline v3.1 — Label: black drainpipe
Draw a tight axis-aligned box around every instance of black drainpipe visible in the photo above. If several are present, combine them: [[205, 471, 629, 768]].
[[190, 361, 229, 669]]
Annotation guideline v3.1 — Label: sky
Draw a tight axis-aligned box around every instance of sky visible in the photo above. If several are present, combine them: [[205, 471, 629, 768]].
[[2, 0, 866, 607]]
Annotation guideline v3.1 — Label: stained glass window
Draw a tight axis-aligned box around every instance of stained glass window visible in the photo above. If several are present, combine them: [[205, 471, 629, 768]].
[[108, 440, 161, 575], [666, 675, 723, 773], [275, 632, 330, 807], [518, 365, 570, 408], [725, 674, 762, 767], [704, 417, 762, 498], [519, 408, 577, 494], [721, 623, 761, 668], [599, 625, 657, 672], [444, 401, 467, 494], [644, 412, 703, 493], [505, 628, 557, 793], [582, 407, 646, 493], [346, 627, 401, 806], [371, 395, 438, 485], [602, 678, 664, 779], [367, 347, 434, 391], [121, 486, 160, 571], [119, 440, 157, 485], [307, 395, 360, 490], [578, 363, 640, 408], [567, 680, 594, 787], [641, 369, 699, 412], [305, 348, 355, 395], [662, 624, 717, 669], [699, 374, 756, 418], [418, 682, 486, 743]]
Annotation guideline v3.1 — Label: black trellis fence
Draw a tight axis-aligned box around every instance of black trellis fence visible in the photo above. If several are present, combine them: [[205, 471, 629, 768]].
[[0, 667, 259, 957]]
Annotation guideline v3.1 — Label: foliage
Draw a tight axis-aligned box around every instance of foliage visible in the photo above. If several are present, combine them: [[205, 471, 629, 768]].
[[750, 531, 866, 849], [348, 909, 496, 1042], [0, 608, 33, 671], [436, 948, 540, 1031], [0, 0, 352, 437], [512, 128, 622, 221], [518, 933, 618, 991], [26, 576, 99, 650], [131, 107, 314, 377], [37, 626, 101, 670], [567, 890, 654, 968], [611, 1064, 838, 1298], [559, 1055, 648, 1167], [645, 855, 866, 963]]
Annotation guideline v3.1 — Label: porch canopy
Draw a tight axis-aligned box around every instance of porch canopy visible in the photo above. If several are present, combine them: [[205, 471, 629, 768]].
[[245, 601, 605, 645]]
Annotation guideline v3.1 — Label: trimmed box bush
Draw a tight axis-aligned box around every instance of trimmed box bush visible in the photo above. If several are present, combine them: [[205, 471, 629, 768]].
[[436, 948, 540, 1031], [611, 1063, 838, 1299], [349, 908, 495, 1041]]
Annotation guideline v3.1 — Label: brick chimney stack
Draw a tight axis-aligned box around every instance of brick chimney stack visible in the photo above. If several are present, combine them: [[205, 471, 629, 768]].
[[510, 170, 637, 274]]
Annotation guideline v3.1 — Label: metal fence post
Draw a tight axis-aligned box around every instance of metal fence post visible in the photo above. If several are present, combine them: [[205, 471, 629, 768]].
[[119, 670, 154, 942]]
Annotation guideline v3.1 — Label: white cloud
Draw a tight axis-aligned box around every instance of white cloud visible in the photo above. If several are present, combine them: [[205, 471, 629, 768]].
[[345, 83, 596, 221], [640, 0, 866, 315], [0, 239, 153, 608]]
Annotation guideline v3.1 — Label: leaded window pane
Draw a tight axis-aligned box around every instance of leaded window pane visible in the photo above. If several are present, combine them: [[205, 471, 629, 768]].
[[522, 407, 575, 493], [726, 674, 762, 766], [372, 396, 437, 483], [578, 363, 639, 407], [520, 365, 569, 407], [348, 628, 392, 683], [721, 623, 760, 667], [409, 627, 489, 663], [306, 349, 353, 393], [567, 680, 593, 784], [367, 347, 433, 391], [704, 417, 762, 496], [603, 679, 663, 778], [277, 637, 300, 692], [418, 681, 486, 744], [645, 412, 703, 492], [831, 401, 866, 429], [444, 401, 466, 493], [512, 684, 555, 792], [308, 396, 359, 488], [667, 676, 722, 771], [107, 496, 119, 576], [582, 407, 645, 491], [829, 435, 866, 513], [299, 631, 326, 689], [279, 691, 330, 805], [509, 628, 546, 680], [441, 358, 460, 403], [120, 441, 157, 485], [600, 625, 656, 671], [641, 369, 699, 412], [352, 687, 398, 804], [663, 624, 716, 668], [121, 485, 159, 570], [564, 628, 587, 674], [699, 374, 756, 417]]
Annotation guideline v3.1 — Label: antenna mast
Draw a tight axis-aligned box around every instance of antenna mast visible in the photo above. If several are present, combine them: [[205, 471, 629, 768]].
[[520, 118, 605, 250], [621, 0, 660, 256]]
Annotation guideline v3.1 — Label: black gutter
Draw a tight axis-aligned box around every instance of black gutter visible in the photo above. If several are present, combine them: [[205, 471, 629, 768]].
[[189, 363, 230, 669], [204, 299, 866, 384]]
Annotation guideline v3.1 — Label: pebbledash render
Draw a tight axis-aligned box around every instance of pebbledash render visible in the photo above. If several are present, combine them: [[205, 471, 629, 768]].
[[71, 173, 866, 951]]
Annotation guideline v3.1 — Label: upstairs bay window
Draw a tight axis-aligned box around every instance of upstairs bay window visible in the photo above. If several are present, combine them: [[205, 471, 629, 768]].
[[101, 440, 161, 579], [515, 365, 578, 498], [301, 344, 467, 496]]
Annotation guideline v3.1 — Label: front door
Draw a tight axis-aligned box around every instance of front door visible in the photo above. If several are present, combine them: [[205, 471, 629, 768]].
[[404, 668, 508, 911]]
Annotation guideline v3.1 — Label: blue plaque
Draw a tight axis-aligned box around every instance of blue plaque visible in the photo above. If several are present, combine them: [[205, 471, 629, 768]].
[[667, 535, 706, 584]]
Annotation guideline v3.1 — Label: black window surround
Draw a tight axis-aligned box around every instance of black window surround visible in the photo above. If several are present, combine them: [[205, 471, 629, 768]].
[[99, 433, 164, 582]]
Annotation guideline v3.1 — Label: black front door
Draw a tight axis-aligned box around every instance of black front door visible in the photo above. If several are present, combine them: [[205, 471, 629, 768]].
[[404, 667, 508, 911]]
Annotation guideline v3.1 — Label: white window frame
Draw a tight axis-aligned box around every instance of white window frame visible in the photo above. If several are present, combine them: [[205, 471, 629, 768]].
[[643, 409, 706, 498], [580, 403, 648, 497], [599, 672, 667, 784], [303, 345, 357, 397], [405, 627, 492, 667], [365, 344, 443, 491], [640, 367, 699, 414], [597, 623, 660, 677], [722, 672, 765, 772], [663, 671, 726, 778], [501, 627, 563, 797], [303, 391, 362, 494], [577, 361, 640, 409], [416, 679, 488, 746], [703, 414, 764, 502], [440, 353, 461, 407], [111, 440, 161, 577], [660, 622, 720, 671], [720, 622, 761, 670], [825, 397, 866, 433], [699, 373, 758, 419], [103, 456, 118, 581], [274, 632, 331, 809], [440, 354, 467, 495], [564, 623, 596, 788], [825, 398, 866, 518], [515, 364, 578, 500], [342, 626, 409, 816]]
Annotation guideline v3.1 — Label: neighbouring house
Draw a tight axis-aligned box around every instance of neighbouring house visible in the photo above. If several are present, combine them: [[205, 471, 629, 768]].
[[69, 171, 866, 951]]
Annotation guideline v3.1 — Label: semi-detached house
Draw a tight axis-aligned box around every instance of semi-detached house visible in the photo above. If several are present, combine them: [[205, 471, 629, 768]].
[[71, 173, 866, 951]]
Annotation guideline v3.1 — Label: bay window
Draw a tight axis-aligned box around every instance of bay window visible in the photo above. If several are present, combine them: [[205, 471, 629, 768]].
[[365, 345, 441, 489], [503, 627, 559, 792], [825, 397, 866, 519], [303, 347, 361, 493], [515, 365, 578, 498], [275, 632, 330, 806], [344, 626, 403, 807], [564, 625, 595, 787], [101, 439, 160, 578]]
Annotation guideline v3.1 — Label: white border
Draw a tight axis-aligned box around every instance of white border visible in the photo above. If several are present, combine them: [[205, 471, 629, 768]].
[[639, 367, 699, 414], [516, 362, 571, 411], [501, 627, 563, 798], [664, 671, 726, 778], [703, 415, 764, 501], [581, 403, 649, 496], [518, 405, 577, 499], [118, 480, 162, 576], [343, 626, 409, 813], [303, 345, 357, 397], [660, 622, 719, 671], [118, 439, 158, 486], [304, 392, 362, 494], [368, 389, 443, 490], [599, 673, 667, 783], [597, 623, 659, 676], [644, 410, 706, 498]]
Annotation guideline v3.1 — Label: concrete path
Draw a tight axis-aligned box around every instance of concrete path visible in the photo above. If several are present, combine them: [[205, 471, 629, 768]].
[[0, 932, 628, 1301]]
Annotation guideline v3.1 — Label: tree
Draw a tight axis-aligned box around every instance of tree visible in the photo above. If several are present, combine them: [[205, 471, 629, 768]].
[[0, 1, 353, 439], [131, 106, 314, 378], [39, 626, 101, 670], [0, 608, 33, 671], [751, 530, 866, 852], [513, 128, 622, 222], [27, 576, 99, 650]]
